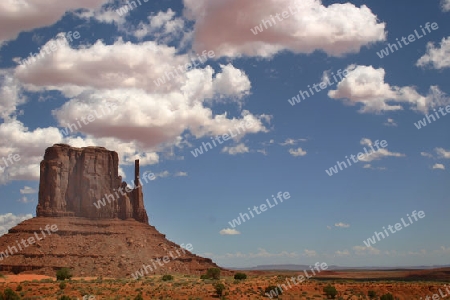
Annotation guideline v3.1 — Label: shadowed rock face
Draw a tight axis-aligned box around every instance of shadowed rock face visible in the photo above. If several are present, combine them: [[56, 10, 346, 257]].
[[36, 144, 148, 224]]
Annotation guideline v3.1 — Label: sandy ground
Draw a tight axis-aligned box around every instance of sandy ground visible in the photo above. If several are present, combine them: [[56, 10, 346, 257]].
[[0, 271, 447, 299]]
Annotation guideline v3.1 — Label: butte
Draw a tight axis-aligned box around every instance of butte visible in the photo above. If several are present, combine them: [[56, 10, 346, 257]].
[[0, 144, 220, 277]]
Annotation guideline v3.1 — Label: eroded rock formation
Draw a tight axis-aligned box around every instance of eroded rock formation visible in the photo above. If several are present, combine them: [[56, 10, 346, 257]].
[[36, 144, 148, 223], [0, 144, 224, 278]]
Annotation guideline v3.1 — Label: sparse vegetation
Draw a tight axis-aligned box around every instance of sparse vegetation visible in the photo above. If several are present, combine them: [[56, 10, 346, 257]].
[[56, 267, 73, 281], [323, 284, 338, 299], [368, 290, 377, 299], [380, 293, 394, 300], [233, 272, 247, 280], [200, 267, 221, 280], [0, 288, 21, 300], [214, 282, 226, 296], [0, 273, 442, 299], [264, 285, 283, 298], [134, 292, 144, 300], [161, 274, 174, 281]]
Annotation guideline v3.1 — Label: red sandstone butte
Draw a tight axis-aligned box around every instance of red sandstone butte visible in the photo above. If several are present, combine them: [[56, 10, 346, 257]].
[[0, 144, 221, 277], [37, 144, 148, 223]]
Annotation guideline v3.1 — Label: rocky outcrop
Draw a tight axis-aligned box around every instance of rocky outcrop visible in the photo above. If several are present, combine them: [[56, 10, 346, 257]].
[[36, 144, 148, 223], [0, 144, 223, 278], [0, 217, 221, 277]]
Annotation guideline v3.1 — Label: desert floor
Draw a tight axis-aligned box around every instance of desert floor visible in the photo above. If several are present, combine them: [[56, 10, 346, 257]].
[[0, 269, 448, 299]]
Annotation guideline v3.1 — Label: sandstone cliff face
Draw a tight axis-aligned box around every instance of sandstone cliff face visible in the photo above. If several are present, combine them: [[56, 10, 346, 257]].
[[37, 144, 148, 223]]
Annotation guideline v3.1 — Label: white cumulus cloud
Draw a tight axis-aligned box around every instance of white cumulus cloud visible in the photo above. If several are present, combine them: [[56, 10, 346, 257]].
[[432, 163, 445, 170], [20, 186, 37, 194], [328, 65, 450, 114], [219, 228, 241, 235], [222, 143, 249, 155], [184, 0, 386, 58], [358, 138, 405, 162], [0, 213, 33, 236], [289, 147, 307, 157], [417, 37, 450, 70], [335, 222, 350, 228], [0, 0, 108, 47]]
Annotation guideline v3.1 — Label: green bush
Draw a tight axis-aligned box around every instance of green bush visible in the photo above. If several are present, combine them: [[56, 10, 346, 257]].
[[56, 267, 73, 281], [161, 274, 174, 281], [134, 292, 144, 300], [368, 290, 377, 299], [59, 281, 67, 290], [0, 288, 21, 300], [323, 284, 338, 299], [14, 285, 22, 292], [380, 293, 394, 300], [205, 268, 221, 280], [264, 285, 283, 298], [214, 282, 226, 296], [200, 274, 209, 279], [233, 272, 247, 280], [58, 296, 71, 300]]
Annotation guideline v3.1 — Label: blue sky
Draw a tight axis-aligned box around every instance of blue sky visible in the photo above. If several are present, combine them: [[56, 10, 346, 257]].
[[0, 0, 449, 268]]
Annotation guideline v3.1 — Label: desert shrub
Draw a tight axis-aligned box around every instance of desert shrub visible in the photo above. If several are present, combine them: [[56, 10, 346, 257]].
[[161, 274, 173, 281], [206, 267, 221, 280], [14, 285, 22, 292], [134, 292, 144, 300], [0, 288, 21, 300], [59, 281, 66, 290], [214, 282, 226, 296], [200, 274, 209, 280], [58, 296, 71, 300], [323, 284, 338, 299], [56, 267, 73, 281], [233, 272, 247, 280], [264, 285, 283, 298], [380, 293, 394, 300], [368, 290, 377, 299]]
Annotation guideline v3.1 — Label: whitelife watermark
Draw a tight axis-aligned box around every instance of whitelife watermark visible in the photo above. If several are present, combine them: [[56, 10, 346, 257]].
[[19, 32, 80, 67], [190, 119, 255, 158], [363, 210, 425, 247], [115, 0, 149, 16], [131, 243, 193, 279], [93, 171, 156, 209], [250, 4, 301, 35], [59, 102, 118, 137], [0, 224, 58, 261], [265, 262, 328, 299], [414, 104, 450, 129], [228, 191, 291, 229], [325, 140, 388, 176], [153, 50, 215, 87], [376, 22, 439, 58], [288, 69, 349, 106], [0, 153, 21, 170], [420, 285, 450, 300]]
